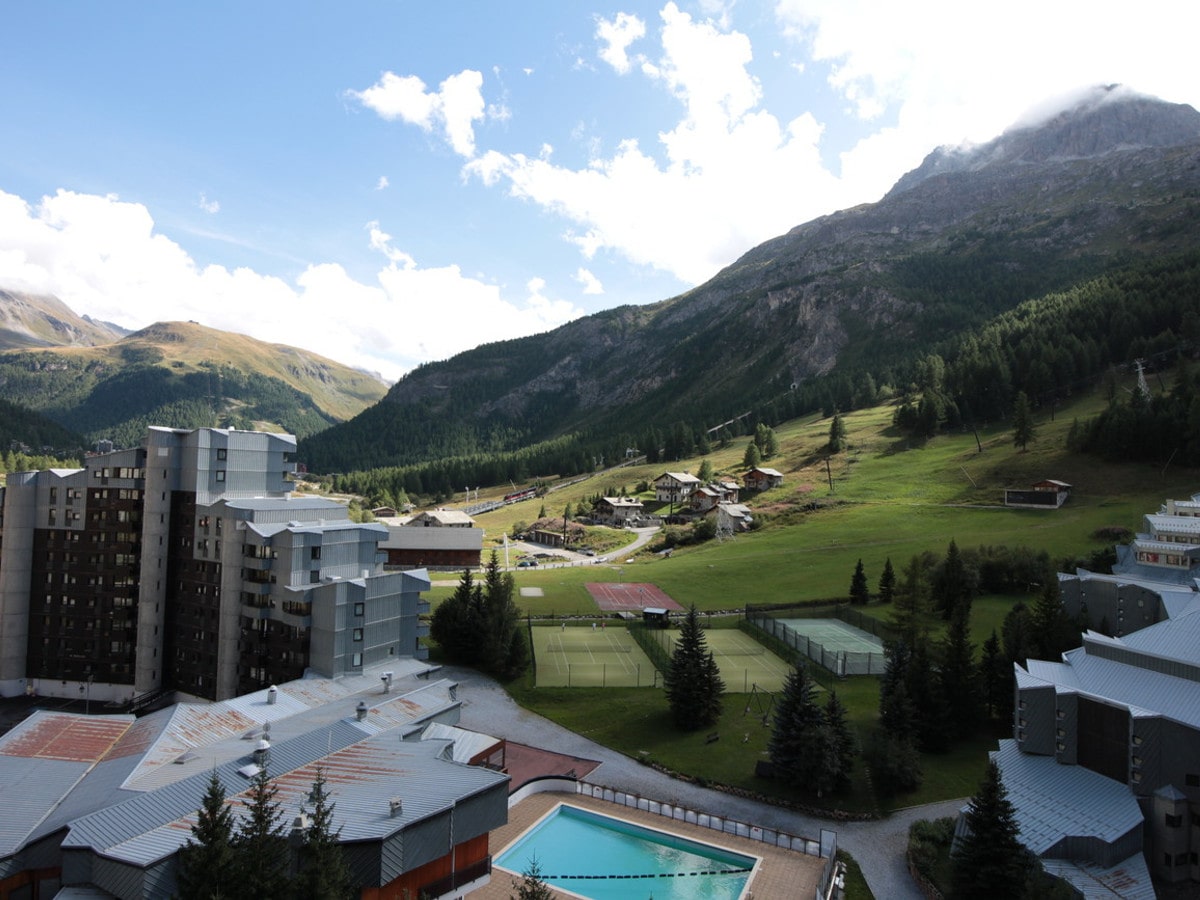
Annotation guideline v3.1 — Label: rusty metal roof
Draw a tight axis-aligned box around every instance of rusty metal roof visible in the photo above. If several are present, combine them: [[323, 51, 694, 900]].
[[0, 712, 132, 763]]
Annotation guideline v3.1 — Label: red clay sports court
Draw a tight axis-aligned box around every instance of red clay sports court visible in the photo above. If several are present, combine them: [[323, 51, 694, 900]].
[[584, 582, 684, 612]]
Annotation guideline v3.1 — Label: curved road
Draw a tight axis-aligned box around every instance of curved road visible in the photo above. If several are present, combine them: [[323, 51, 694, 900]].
[[445, 663, 965, 900]]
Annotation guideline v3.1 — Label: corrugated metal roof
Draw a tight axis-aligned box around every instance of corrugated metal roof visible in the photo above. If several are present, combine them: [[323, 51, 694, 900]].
[[0, 712, 132, 762], [1041, 855, 1157, 900], [0, 754, 92, 854], [992, 740, 1142, 856], [1145, 513, 1200, 536], [419, 723, 500, 763]]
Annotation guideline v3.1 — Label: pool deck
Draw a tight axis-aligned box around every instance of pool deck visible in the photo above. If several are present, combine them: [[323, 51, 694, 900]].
[[469, 790, 826, 900]]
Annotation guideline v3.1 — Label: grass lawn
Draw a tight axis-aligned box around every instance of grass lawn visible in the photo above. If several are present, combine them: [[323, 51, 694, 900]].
[[429, 383, 1196, 824]]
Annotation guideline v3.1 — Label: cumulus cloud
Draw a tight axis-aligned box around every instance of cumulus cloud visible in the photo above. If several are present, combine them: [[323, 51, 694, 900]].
[[0, 189, 582, 381], [375, 175, 389, 190], [596, 11, 646, 74], [575, 267, 603, 294], [198, 193, 220, 214], [351, 69, 486, 157], [463, 2, 845, 285]]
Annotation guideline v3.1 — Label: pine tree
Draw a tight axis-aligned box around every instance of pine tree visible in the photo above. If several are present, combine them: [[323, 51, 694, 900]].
[[294, 768, 355, 900], [950, 760, 1033, 899], [696, 458, 714, 482], [878, 557, 896, 604], [664, 604, 725, 730], [234, 767, 292, 900], [742, 440, 761, 469], [979, 630, 1011, 722], [940, 602, 979, 741], [908, 640, 951, 753], [176, 772, 238, 900], [849, 558, 870, 605], [931, 539, 973, 620], [828, 413, 847, 453], [768, 662, 838, 796], [891, 555, 930, 646], [1030, 576, 1075, 660], [1012, 390, 1035, 450], [824, 689, 857, 792], [511, 856, 555, 899]]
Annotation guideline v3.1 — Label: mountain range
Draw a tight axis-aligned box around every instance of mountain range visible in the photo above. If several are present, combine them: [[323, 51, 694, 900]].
[[297, 86, 1200, 475], [3, 86, 1199, 477], [0, 303, 387, 451]]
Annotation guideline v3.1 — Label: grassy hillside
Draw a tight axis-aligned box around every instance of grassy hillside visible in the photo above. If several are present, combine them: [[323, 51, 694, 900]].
[[432, 376, 1189, 615], [0, 321, 388, 445]]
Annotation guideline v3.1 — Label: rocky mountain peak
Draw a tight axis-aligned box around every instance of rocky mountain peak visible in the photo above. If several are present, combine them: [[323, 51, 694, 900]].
[[888, 85, 1200, 197]]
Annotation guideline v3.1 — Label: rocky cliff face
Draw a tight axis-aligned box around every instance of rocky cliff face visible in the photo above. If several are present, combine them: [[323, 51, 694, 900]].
[[0, 290, 127, 349], [301, 87, 1200, 471]]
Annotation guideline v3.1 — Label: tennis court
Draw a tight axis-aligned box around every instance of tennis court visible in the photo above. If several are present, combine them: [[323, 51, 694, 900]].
[[584, 582, 684, 613], [531, 625, 659, 687], [643, 628, 793, 693], [773, 617, 885, 675]]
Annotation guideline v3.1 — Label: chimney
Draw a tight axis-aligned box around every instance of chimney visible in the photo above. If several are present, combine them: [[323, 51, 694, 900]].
[[356, 700, 368, 721], [254, 738, 270, 767], [389, 797, 403, 818], [266, 685, 277, 705]]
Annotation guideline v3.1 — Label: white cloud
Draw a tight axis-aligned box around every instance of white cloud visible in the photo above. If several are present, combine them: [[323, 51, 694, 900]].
[[596, 12, 646, 74], [0, 189, 582, 381], [198, 193, 220, 214], [352, 68, 487, 158], [375, 175, 389, 190], [463, 2, 847, 285], [575, 267, 603, 295]]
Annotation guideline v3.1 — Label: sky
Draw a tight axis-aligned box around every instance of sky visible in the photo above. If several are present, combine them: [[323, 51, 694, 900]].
[[1, 2, 1197, 383]]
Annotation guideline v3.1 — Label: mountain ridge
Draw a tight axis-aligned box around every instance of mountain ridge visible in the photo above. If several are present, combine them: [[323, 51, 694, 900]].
[[298, 86, 1200, 475]]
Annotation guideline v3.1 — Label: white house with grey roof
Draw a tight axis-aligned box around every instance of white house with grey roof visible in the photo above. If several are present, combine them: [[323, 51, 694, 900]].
[[996, 491, 1200, 896]]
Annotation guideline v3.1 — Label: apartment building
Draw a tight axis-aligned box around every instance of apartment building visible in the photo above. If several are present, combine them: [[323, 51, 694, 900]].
[[0, 426, 428, 704]]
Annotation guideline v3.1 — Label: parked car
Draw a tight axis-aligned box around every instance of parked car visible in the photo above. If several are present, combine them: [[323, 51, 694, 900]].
[[517, 559, 538, 567], [581, 549, 596, 556]]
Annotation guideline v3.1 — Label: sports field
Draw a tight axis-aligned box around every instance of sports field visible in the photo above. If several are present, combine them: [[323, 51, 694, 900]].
[[531, 625, 659, 687], [584, 582, 683, 612], [775, 617, 885, 676], [643, 628, 793, 693]]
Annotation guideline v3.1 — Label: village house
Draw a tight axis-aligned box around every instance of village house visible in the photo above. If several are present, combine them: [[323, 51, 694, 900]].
[[596, 496, 644, 524], [654, 471, 702, 504], [1003, 479, 1072, 509], [709, 501, 754, 533], [408, 508, 476, 527], [744, 466, 784, 492]]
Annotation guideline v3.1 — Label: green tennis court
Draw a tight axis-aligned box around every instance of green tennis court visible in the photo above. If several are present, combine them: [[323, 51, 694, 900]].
[[643, 628, 793, 693], [531, 625, 659, 687]]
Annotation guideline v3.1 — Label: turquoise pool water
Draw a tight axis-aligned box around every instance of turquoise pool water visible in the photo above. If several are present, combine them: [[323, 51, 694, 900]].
[[495, 804, 755, 900]]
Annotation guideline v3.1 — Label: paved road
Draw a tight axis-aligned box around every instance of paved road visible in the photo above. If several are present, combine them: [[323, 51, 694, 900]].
[[444, 664, 965, 900]]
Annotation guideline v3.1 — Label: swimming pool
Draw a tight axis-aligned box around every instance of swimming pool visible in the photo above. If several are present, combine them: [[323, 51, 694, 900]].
[[495, 803, 757, 900]]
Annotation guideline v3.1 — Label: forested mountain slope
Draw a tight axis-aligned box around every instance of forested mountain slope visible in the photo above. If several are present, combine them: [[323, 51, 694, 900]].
[[0, 316, 388, 446], [300, 87, 1200, 476]]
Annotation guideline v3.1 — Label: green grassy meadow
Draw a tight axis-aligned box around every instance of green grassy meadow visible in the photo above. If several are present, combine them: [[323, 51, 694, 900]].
[[429, 384, 1198, 820]]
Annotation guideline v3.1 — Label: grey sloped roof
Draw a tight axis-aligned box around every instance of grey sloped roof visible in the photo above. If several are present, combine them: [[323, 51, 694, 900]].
[[991, 740, 1142, 857], [1040, 854, 1156, 900], [1119, 604, 1200, 665], [64, 724, 506, 868], [1145, 513, 1200, 536], [0, 754, 93, 856]]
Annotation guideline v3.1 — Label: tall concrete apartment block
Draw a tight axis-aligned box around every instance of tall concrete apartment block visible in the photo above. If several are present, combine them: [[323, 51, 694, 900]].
[[0, 426, 429, 703]]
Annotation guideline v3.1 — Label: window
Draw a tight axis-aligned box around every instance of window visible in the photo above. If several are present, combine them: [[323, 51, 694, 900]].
[[215, 470, 226, 482], [217, 448, 227, 460], [354, 602, 364, 617], [351, 653, 362, 667], [310, 546, 321, 560], [1166, 813, 1183, 828], [353, 628, 363, 642]]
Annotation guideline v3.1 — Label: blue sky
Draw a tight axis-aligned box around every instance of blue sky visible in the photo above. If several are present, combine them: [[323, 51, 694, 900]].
[[2, 1, 1197, 382]]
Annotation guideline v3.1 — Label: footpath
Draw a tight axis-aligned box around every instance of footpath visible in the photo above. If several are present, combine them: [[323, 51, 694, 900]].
[[445, 664, 965, 900]]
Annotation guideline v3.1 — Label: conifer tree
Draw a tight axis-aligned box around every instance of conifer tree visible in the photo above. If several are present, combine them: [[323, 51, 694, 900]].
[[849, 558, 870, 605], [294, 768, 355, 900], [979, 629, 1011, 721], [828, 412, 847, 453], [235, 767, 292, 900], [950, 760, 1033, 899], [932, 539, 973, 620], [878, 557, 896, 604], [664, 605, 724, 730], [824, 689, 857, 792], [1012, 390, 1036, 450], [940, 602, 979, 740], [891, 555, 930, 646], [1030, 575, 1075, 660], [768, 662, 838, 796], [742, 440, 761, 469], [176, 772, 238, 900], [511, 856, 555, 900]]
